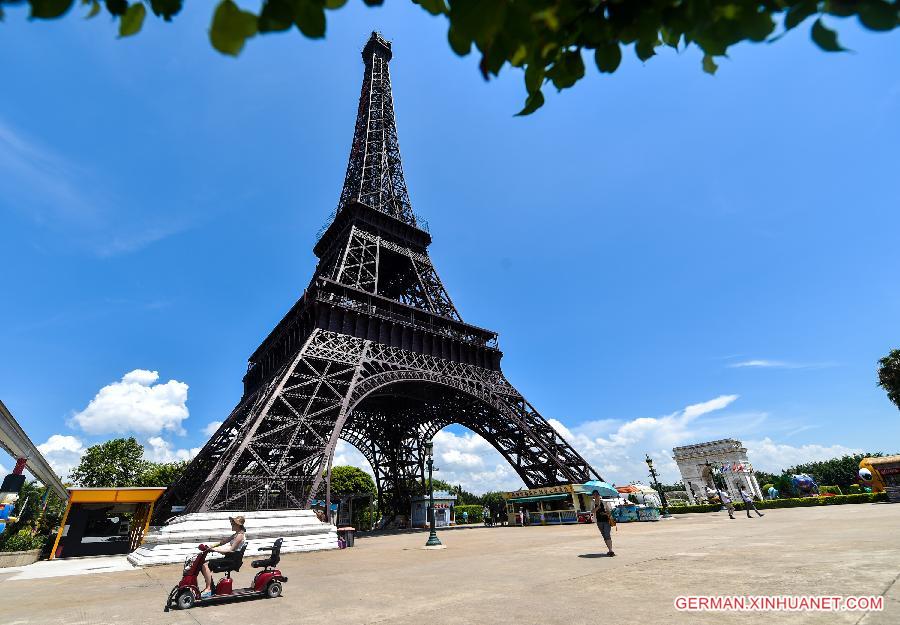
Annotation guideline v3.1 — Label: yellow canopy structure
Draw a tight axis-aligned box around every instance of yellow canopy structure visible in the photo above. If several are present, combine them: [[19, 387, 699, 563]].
[[50, 487, 166, 559]]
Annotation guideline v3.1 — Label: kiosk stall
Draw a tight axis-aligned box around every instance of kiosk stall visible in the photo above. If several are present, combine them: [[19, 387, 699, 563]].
[[410, 490, 456, 528], [50, 487, 166, 559], [504, 485, 592, 525]]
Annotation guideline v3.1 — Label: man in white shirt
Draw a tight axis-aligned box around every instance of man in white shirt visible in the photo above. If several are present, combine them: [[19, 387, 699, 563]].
[[717, 488, 736, 519], [740, 487, 765, 518]]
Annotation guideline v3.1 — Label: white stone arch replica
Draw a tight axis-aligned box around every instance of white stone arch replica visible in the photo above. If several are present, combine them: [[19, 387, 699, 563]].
[[672, 439, 763, 504]]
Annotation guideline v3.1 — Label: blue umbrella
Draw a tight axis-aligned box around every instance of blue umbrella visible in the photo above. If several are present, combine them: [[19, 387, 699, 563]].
[[580, 480, 619, 498]]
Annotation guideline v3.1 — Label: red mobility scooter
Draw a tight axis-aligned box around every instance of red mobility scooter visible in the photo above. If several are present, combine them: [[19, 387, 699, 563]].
[[165, 537, 288, 611]]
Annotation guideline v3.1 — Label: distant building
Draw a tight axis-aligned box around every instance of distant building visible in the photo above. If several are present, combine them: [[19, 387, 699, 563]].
[[410, 491, 457, 528], [672, 439, 763, 504]]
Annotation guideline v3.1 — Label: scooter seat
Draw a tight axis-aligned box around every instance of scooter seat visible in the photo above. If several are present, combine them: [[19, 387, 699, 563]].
[[209, 544, 247, 573], [252, 538, 283, 569]]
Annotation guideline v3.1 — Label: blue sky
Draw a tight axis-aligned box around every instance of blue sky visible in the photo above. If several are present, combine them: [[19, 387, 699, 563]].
[[1, 3, 898, 491]]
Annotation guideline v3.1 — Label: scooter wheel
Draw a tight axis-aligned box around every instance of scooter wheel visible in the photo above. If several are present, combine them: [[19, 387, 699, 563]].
[[176, 590, 196, 610], [266, 581, 282, 598]]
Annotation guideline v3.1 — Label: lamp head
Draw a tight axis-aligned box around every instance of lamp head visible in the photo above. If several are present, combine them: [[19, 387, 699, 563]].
[[424, 440, 433, 458]]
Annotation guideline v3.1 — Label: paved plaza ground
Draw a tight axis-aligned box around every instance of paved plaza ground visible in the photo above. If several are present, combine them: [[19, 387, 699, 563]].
[[2, 503, 897, 625]]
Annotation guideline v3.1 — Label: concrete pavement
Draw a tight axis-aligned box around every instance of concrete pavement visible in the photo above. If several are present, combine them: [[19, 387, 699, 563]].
[[1, 503, 897, 625]]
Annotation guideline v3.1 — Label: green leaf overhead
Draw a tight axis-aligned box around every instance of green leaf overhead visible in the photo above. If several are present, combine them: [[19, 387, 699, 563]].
[[594, 42, 621, 74], [149, 0, 182, 21], [811, 17, 847, 51], [857, 0, 899, 31], [785, 0, 818, 30], [29, 0, 73, 19], [515, 89, 544, 116], [104, 0, 127, 17], [210, 0, 258, 56], [9, 0, 900, 113], [293, 0, 326, 39], [118, 1, 145, 38]]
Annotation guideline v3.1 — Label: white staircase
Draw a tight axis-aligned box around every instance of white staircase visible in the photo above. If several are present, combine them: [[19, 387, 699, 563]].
[[128, 509, 338, 566]]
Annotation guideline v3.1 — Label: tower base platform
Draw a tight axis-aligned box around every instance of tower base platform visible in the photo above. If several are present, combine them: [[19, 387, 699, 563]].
[[128, 509, 338, 566]]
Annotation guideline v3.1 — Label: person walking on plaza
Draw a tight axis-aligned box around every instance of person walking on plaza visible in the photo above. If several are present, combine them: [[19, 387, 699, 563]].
[[591, 491, 615, 556], [520, 507, 528, 526], [740, 487, 765, 518], [717, 487, 736, 519]]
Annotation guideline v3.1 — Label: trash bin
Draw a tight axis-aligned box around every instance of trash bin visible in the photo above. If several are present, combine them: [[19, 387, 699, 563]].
[[337, 526, 355, 548]]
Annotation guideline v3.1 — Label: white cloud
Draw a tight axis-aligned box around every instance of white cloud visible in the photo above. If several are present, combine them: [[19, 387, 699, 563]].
[[203, 421, 223, 437], [432, 429, 521, 493], [728, 359, 836, 370], [144, 437, 200, 463], [331, 433, 522, 494], [743, 438, 860, 473], [332, 440, 374, 473], [325, 395, 853, 496], [37, 434, 86, 478], [548, 394, 740, 485], [70, 369, 190, 436]]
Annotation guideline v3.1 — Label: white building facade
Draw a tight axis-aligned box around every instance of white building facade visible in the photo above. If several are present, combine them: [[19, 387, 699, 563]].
[[672, 439, 763, 504]]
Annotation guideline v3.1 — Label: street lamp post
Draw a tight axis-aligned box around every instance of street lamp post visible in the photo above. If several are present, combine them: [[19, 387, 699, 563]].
[[423, 440, 443, 548], [645, 454, 672, 518]]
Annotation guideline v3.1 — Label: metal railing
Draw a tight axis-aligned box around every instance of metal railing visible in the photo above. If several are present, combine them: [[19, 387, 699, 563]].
[[526, 510, 579, 525]]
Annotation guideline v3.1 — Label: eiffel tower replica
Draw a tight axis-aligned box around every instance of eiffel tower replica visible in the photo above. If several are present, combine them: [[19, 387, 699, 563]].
[[154, 32, 599, 524]]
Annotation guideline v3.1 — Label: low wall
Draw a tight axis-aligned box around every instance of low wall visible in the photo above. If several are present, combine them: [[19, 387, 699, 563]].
[[0, 548, 41, 568], [128, 509, 338, 566], [669, 492, 888, 514]]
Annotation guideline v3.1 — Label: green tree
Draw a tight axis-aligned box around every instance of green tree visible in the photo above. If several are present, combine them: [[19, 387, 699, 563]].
[[70, 437, 146, 487], [5, 1, 900, 114], [423, 477, 454, 493], [787, 453, 887, 489], [135, 461, 188, 487], [753, 471, 780, 489], [878, 349, 900, 410], [328, 465, 377, 496], [453, 484, 481, 505], [481, 490, 506, 508]]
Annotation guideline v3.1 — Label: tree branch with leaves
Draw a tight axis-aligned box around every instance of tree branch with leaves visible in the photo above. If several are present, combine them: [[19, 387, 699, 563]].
[[4, 1, 899, 114]]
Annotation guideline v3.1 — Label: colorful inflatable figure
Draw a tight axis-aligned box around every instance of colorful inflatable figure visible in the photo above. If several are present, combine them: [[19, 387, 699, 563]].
[[790, 474, 819, 497], [0, 492, 21, 536], [0, 472, 26, 536], [766, 486, 779, 500]]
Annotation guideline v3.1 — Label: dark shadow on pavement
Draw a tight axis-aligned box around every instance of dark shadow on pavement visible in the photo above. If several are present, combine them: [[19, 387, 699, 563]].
[[577, 553, 611, 558]]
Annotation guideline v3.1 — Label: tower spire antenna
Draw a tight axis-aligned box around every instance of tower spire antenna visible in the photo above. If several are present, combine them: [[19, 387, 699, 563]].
[[337, 31, 414, 225]]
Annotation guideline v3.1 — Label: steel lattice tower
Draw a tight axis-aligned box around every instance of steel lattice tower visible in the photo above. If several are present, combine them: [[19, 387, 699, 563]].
[[154, 32, 600, 524]]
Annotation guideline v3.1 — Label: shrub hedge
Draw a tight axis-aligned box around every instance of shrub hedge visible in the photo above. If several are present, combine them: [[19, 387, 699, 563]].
[[454, 505, 486, 523], [0, 529, 47, 552], [819, 485, 843, 496], [670, 492, 887, 514]]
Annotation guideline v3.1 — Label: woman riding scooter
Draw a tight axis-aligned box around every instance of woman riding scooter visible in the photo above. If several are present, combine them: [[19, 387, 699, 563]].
[[200, 515, 247, 598]]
